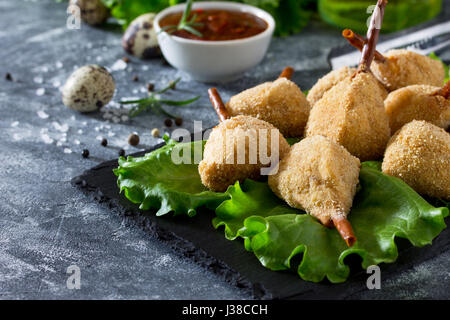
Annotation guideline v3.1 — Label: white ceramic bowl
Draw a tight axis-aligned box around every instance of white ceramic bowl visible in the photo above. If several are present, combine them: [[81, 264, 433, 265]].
[[154, 2, 275, 83]]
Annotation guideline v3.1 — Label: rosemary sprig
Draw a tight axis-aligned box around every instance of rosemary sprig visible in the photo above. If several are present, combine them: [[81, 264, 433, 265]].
[[160, 0, 203, 37], [120, 78, 200, 118]]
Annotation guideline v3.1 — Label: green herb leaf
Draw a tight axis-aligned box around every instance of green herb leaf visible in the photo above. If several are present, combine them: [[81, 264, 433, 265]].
[[180, 25, 203, 37], [158, 96, 201, 106], [114, 139, 228, 216], [119, 78, 199, 118], [160, 0, 204, 37]]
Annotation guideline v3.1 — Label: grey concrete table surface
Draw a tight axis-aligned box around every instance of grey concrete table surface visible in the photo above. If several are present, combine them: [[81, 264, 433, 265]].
[[0, 0, 449, 300]]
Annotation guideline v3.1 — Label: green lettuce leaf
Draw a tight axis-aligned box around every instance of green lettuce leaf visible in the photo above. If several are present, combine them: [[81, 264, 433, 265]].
[[113, 138, 228, 216], [429, 52, 449, 84], [213, 163, 449, 282], [115, 139, 448, 283]]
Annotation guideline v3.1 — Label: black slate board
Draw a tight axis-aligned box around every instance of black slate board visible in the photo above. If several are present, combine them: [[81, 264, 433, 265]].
[[71, 137, 450, 300]]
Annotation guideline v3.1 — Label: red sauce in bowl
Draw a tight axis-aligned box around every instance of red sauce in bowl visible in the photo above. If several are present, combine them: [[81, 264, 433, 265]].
[[159, 9, 268, 41]]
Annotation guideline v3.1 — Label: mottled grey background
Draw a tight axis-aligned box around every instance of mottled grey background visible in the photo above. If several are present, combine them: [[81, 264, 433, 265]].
[[0, 0, 449, 300]]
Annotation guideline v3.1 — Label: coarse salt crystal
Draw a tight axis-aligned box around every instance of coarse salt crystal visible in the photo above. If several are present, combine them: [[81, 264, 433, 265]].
[[11, 121, 19, 127], [37, 110, 49, 119], [33, 76, 43, 84], [52, 121, 69, 132], [36, 88, 45, 96], [63, 148, 72, 154], [110, 59, 127, 71], [41, 134, 53, 144]]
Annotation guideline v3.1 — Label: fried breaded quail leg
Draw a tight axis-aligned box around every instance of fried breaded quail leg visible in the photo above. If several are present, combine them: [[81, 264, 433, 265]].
[[306, 68, 390, 161], [306, 28, 391, 108], [384, 83, 450, 133], [382, 120, 450, 200], [268, 135, 360, 246], [306, 0, 390, 161], [306, 66, 356, 106], [225, 68, 310, 137], [199, 89, 290, 192], [372, 49, 445, 91], [343, 30, 445, 91]]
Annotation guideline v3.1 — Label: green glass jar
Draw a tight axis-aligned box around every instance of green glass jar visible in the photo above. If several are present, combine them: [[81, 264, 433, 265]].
[[318, 0, 442, 33]]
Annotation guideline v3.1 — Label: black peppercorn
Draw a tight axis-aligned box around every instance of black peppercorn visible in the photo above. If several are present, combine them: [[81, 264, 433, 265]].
[[118, 149, 125, 157], [147, 83, 154, 92], [175, 117, 183, 126], [82, 149, 89, 158], [132, 75, 139, 82], [164, 118, 173, 127], [128, 133, 140, 146], [5, 73, 12, 81], [122, 56, 130, 63], [101, 138, 108, 147]]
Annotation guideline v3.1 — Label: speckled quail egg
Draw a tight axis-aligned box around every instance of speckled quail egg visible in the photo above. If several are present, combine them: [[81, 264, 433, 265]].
[[69, 0, 109, 26], [62, 65, 115, 113], [122, 13, 160, 59]]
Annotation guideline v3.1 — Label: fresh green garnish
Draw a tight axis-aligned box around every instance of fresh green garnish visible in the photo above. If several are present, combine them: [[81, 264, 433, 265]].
[[429, 52, 449, 84], [119, 78, 200, 118], [160, 0, 204, 37], [115, 139, 449, 283]]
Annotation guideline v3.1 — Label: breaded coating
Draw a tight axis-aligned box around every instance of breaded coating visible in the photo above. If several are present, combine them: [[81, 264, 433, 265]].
[[382, 120, 450, 200], [225, 78, 310, 137], [307, 66, 387, 106], [307, 67, 356, 106], [385, 85, 450, 133], [305, 71, 391, 161], [199, 115, 290, 192], [268, 135, 360, 226], [372, 49, 445, 91]]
